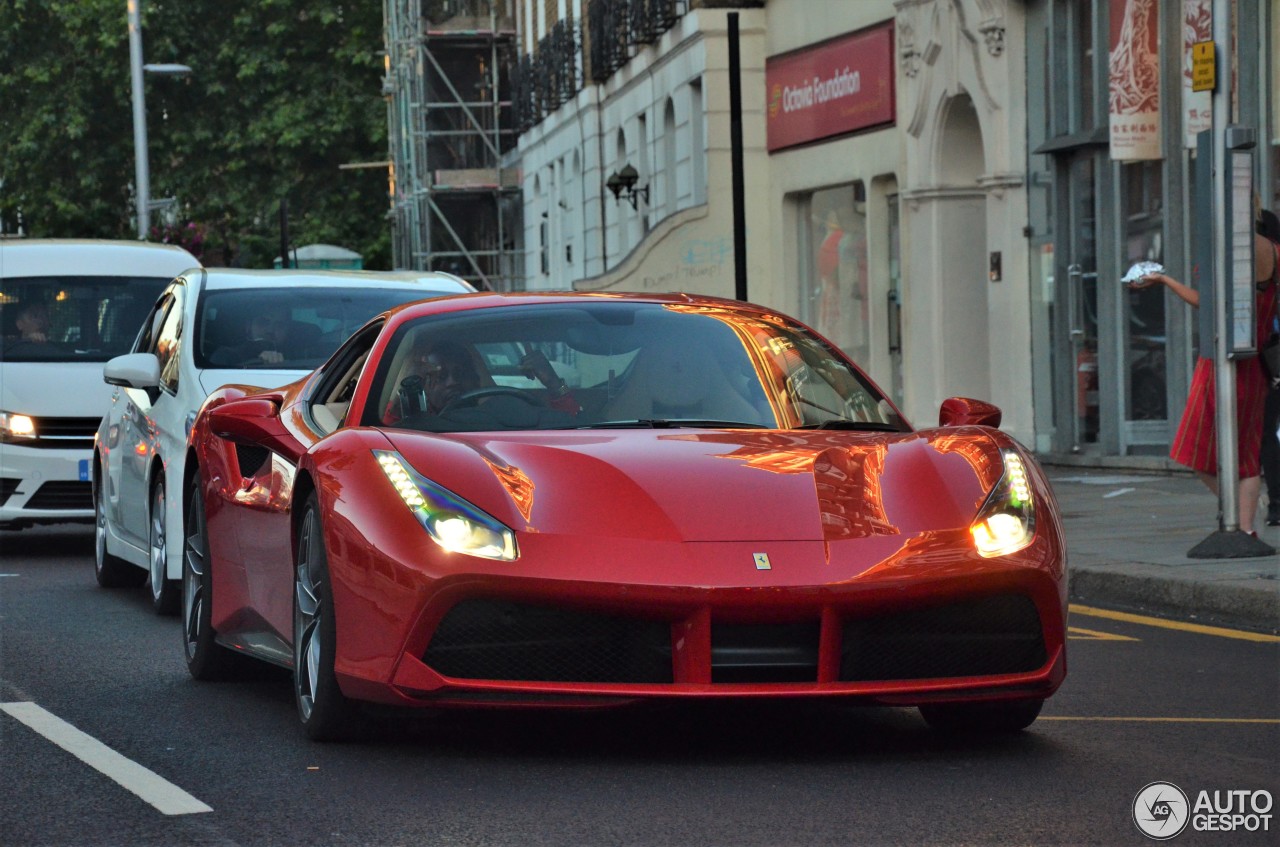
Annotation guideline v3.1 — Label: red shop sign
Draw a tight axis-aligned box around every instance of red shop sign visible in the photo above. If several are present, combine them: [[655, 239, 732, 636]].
[[765, 23, 895, 153]]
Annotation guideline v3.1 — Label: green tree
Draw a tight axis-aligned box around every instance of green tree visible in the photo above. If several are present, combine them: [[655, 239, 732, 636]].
[[0, 0, 392, 268]]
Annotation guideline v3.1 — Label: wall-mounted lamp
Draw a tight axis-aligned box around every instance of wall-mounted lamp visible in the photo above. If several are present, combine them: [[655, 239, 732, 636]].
[[606, 164, 649, 210]]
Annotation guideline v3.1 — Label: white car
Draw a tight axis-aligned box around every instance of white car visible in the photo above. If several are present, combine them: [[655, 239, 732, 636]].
[[93, 267, 474, 613], [0, 239, 200, 530]]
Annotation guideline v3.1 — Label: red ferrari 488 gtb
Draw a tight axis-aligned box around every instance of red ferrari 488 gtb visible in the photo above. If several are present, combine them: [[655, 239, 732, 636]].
[[183, 292, 1067, 740]]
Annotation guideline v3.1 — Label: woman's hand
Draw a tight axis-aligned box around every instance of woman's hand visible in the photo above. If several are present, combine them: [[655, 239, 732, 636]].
[[1130, 273, 1169, 290]]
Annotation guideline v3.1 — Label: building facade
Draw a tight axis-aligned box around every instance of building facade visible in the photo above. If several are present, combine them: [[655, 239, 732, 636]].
[[503, 0, 1277, 461], [1025, 0, 1276, 461]]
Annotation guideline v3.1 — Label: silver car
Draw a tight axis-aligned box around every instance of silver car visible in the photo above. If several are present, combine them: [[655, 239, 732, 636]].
[[93, 267, 474, 614]]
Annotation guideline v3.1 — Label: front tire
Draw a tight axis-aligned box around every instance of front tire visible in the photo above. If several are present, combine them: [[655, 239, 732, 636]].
[[919, 698, 1044, 733], [149, 478, 180, 615], [94, 470, 145, 588], [182, 472, 237, 680], [294, 494, 358, 741]]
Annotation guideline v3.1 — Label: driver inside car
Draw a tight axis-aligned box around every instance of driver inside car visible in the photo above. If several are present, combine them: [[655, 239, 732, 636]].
[[211, 304, 297, 366], [385, 339, 483, 424], [384, 337, 579, 425]]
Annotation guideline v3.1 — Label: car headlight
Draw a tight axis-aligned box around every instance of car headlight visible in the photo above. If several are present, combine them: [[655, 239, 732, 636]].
[[374, 450, 518, 561], [0, 411, 37, 443], [970, 450, 1036, 557]]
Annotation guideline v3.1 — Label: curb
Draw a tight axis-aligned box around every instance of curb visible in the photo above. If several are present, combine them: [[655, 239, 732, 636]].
[[1069, 566, 1280, 635]]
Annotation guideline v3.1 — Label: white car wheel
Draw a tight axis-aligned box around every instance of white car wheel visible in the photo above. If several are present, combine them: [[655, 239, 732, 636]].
[[94, 472, 144, 589], [148, 479, 180, 615]]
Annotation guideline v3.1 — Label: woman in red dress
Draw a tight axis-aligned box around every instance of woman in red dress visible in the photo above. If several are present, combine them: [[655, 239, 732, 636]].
[[1134, 232, 1278, 536]]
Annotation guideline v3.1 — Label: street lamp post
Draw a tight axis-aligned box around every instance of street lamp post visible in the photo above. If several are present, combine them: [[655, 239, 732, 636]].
[[127, 0, 190, 239]]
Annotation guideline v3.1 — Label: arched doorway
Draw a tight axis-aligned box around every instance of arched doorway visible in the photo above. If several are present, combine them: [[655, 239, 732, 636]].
[[933, 93, 990, 404]]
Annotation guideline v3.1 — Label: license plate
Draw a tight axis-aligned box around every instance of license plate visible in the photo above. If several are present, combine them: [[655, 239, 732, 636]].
[[79, 459, 90, 482]]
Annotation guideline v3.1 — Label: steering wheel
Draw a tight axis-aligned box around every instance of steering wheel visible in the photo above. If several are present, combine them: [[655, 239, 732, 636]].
[[397, 375, 428, 417], [439, 386, 541, 412]]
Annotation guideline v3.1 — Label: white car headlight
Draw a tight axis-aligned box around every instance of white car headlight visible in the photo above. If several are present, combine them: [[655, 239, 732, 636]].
[[0, 411, 37, 443], [374, 450, 518, 561], [970, 450, 1036, 558]]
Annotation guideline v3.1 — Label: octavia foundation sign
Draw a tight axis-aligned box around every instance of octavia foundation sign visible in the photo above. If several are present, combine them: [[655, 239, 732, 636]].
[[765, 23, 895, 153]]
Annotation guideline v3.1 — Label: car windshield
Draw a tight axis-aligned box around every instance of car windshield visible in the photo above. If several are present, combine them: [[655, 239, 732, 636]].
[[365, 301, 907, 433], [195, 287, 446, 370], [0, 275, 172, 362]]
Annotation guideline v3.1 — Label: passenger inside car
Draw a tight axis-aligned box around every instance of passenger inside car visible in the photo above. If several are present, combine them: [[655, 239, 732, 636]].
[[13, 303, 50, 343]]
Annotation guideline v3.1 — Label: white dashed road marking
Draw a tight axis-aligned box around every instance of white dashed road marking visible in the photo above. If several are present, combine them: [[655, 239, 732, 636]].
[[1, 701, 212, 815]]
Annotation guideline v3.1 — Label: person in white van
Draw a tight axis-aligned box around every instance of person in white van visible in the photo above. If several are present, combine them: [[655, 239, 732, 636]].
[[0, 239, 200, 536], [11, 304, 51, 344]]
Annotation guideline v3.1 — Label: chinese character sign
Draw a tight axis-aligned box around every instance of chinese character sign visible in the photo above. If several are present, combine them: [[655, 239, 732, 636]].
[[1109, 0, 1162, 161], [1183, 0, 1213, 147]]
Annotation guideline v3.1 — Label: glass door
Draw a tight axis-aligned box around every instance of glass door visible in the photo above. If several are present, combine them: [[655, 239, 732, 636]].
[[1064, 154, 1100, 451], [1120, 161, 1169, 453]]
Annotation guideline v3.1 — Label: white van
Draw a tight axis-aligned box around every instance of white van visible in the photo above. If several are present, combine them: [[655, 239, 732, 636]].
[[0, 239, 200, 529]]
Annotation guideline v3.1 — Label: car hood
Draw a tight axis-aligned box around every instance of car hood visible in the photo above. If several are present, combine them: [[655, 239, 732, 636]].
[[383, 428, 1005, 543], [1, 362, 112, 417]]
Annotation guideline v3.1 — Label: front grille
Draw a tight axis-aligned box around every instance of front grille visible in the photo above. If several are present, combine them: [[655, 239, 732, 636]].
[[0, 478, 19, 506], [29, 416, 100, 450], [840, 595, 1046, 682], [711, 622, 820, 683], [25, 481, 93, 510], [424, 599, 673, 683]]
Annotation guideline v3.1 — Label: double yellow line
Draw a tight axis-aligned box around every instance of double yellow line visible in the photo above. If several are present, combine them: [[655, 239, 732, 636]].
[[1055, 604, 1279, 724], [1069, 604, 1280, 643]]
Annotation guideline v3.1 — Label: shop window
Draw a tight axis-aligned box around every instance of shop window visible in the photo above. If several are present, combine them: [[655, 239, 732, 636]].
[[805, 182, 869, 366]]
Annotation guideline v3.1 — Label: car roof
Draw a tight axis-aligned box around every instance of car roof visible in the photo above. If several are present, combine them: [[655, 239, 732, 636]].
[[193, 267, 475, 294], [0, 238, 201, 277], [383, 290, 767, 322]]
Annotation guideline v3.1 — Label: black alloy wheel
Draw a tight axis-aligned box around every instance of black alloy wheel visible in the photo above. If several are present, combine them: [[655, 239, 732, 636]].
[[294, 493, 359, 741], [182, 472, 237, 680]]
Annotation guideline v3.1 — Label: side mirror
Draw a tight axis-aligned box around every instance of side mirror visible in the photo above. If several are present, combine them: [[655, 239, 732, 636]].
[[206, 396, 300, 459], [938, 396, 1002, 428], [103, 353, 160, 389]]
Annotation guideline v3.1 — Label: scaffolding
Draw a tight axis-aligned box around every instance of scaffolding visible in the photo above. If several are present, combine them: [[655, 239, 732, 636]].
[[383, 0, 522, 290]]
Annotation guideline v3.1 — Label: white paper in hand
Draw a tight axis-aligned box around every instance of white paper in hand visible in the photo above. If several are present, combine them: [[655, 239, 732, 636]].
[[1121, 261, 1165, 285]]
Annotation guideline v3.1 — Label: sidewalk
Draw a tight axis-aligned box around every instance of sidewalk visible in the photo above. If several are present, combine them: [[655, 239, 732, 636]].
[[1046, 466, 1280, 634]]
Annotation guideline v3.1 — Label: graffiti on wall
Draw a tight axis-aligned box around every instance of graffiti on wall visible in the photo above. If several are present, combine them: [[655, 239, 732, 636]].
[[638, 236, 732, 289]]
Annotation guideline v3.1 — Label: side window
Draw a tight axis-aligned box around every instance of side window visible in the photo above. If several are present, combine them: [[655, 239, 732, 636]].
[[155, 286, 185, 393], [310, 321, 382, 434], [134, 294, 172, 356]]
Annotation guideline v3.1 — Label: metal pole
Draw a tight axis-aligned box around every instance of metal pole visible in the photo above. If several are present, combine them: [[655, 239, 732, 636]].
[[1210, 0, 1238, 530], [728, 12, 747, 302], [279, 198, 290, 269], [128, 0, 150, 240]]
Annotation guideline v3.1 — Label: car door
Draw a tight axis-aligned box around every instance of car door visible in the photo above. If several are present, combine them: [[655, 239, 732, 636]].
[[237, 325, 382, 647], [118, 286, 184, 543]]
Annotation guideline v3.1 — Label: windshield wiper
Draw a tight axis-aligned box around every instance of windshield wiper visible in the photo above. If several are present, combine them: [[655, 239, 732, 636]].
[[576, 419, 769, 430], [797, 419, 903, 431]]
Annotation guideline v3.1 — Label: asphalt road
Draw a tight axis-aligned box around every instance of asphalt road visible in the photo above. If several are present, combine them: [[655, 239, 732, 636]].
[[2, 525, 1277, 847]]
